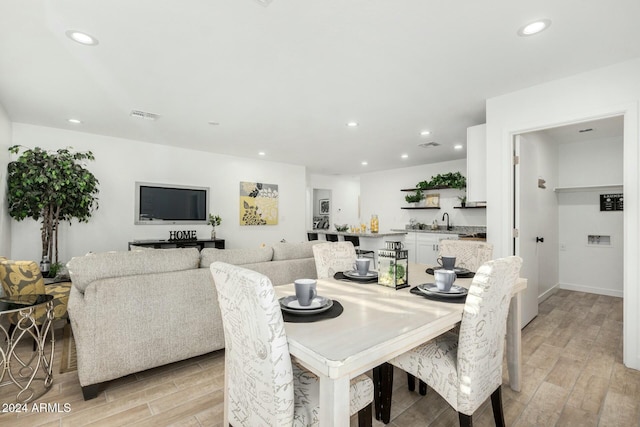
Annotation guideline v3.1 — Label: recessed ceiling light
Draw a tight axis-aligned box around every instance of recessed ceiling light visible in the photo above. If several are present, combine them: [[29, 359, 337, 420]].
[[346, 122, 359, 127], [454, 144, 463, 150], [258, 152, 266, 156], [65, 30, 99, 46], [420, 130, 431, 136], [67, 118, 82, 124], [401, 154, 409, 159], [361, 161, 368, 166], [518, 19, 551, 36]]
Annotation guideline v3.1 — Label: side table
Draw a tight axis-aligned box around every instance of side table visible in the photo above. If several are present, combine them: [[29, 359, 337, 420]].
[[0, 294, 55, 404]]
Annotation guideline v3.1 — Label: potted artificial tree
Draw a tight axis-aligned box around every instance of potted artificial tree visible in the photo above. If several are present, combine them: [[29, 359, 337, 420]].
[[6, 146, 100, 276]]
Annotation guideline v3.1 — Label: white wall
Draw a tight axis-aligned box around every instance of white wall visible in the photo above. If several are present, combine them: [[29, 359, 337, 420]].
[[359, 159, 486, 232], [10, 124, 308, 262], [557, 136, 624, 297], [307, 174, 360, 230], [485, 57, 640, 369], [0, 103, 11, 257]]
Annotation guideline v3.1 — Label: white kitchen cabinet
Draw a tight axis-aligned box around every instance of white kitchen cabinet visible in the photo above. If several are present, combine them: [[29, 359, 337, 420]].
[[404, 232, 458, 265], [467, 124, 487, 202]]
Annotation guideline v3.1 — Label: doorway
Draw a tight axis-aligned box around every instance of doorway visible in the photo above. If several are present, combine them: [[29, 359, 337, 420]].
[[513, 115, 624, 328], [312, 188, 331, 230]]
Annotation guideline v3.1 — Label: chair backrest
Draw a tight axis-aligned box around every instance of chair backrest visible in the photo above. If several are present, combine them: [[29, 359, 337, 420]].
[[456, 256, 522, 414], [312, 242, 357, 279], [209, 262, 294, 426], [0, 259, 48, 324], [307, 232, 319, 241], [343, 235, 361, 247], [325, 234, 339, 242], [438, 240, 493, 272]]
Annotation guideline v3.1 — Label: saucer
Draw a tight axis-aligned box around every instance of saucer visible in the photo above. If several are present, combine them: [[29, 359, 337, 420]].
[[279, 296, 334, 315], [417, 283, 468, 298], [343, 270, 378, 280]]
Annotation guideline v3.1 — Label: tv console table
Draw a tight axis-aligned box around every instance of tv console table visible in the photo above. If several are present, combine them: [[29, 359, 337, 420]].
[[128, 239, 225, 251]]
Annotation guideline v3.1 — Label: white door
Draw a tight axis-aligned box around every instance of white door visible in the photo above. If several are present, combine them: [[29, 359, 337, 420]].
[[514, 135, 540, 327]]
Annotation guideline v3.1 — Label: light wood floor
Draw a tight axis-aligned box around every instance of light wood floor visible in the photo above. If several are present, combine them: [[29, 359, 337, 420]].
[[1, 289, 638, 426]]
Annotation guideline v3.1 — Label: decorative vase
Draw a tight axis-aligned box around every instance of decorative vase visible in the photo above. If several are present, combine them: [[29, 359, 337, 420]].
[[211, 228, 216, 239]]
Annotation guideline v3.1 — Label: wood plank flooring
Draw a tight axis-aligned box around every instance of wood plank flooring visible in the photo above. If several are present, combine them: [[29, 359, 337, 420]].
[[1, 289, 638, 426]]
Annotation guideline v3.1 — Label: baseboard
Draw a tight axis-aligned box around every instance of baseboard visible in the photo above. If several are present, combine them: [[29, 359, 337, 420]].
[[538, 284, 560, 304], [559, 282, 623, 298]]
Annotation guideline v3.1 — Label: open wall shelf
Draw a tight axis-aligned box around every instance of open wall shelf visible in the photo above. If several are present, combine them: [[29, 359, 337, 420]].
[[401, 207, 441, 210]]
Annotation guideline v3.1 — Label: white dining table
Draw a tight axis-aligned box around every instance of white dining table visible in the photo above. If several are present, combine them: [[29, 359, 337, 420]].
[[274, 263, 527, 427]]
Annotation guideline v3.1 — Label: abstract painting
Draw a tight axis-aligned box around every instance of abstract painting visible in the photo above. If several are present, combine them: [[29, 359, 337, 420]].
[[239, 181, 279, 225]]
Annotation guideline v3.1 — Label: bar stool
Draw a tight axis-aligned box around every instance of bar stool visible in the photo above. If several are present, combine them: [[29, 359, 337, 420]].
[[325, 234, 339, 242], [343, 235, 375, 268]]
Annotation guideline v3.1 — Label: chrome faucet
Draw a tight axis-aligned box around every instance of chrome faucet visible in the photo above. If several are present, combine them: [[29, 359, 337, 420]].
[[442, 212, 452, 231]]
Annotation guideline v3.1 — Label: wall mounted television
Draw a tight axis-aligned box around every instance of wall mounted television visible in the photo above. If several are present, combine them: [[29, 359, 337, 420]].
[[135, 182, 209, 225]]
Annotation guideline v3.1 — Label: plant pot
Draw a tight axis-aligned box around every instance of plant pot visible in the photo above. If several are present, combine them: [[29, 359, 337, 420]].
[[460, 202, 466, 208]]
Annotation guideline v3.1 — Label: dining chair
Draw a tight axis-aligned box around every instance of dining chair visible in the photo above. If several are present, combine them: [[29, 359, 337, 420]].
[[374, 256, 522, 426], [312, 241, 357, 279], [325, 233, 339, 242], [209, 261, 374, 426], [343, 235, 376, 268], [438, 240, 494, 272], [307, 232, 319, 241]]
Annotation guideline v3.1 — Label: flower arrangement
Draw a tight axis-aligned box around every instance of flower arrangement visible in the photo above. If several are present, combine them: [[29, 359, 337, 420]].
[[208, 214, 222, 227]]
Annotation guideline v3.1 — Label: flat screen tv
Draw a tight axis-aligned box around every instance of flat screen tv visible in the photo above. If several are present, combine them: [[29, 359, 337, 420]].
[[135, 182, 209, 225]]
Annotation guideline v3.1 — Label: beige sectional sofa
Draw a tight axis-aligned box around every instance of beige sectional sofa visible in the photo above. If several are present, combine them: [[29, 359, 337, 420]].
[[67, 241, 320, 399]]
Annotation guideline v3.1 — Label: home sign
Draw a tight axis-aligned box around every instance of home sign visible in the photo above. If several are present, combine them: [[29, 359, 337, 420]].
[[169, 230, 197, 241]]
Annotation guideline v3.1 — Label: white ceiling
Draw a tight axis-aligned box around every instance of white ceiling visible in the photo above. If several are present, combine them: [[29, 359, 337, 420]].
[[1, 1, 639, 175]]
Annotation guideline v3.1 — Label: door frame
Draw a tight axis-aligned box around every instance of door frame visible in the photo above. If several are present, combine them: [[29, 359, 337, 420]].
[[501, 106, 637, 369]]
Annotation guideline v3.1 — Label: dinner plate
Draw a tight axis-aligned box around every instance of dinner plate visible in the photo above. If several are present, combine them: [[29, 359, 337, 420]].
[[432, 266, 473, 276], [279, 295, 331, 310], [280, 297, 334, 315], [343, 270, 378, 280], [417, 283, 468, 298]]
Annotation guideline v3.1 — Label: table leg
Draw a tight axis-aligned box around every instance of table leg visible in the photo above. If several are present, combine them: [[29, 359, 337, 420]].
[[319, 374, 350, 427], [506, 292, 522, 392]]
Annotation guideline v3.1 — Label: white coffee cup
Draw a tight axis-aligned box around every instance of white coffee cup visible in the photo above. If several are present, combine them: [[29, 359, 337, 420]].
[[434, 269, 456, 292], [294, 279, 317, 306], [354, 258, 370, 276]]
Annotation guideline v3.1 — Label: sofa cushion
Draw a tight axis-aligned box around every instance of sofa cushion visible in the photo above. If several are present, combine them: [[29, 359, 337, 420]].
[[199, 247, 274, 267], [272, 241, 321, 261], [68, 248, 200, 293]]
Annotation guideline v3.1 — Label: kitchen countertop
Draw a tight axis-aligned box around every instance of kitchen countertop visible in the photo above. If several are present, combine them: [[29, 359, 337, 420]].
[[310, 230, 407, 237], [391, 226, 487, 237]]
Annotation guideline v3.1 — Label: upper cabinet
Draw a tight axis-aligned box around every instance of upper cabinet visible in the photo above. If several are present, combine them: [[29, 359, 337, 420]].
[[466, 124, 487, 202]]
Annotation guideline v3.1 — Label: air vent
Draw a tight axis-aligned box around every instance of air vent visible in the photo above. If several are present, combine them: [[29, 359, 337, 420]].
[[418, 142, 441, 148], [130, 110, 160, 121]]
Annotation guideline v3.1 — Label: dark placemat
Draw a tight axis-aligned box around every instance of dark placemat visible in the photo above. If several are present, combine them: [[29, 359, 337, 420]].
[[426, 267, 475, 279], [333, 272, 378, 283], [409, 286, 467, 304], [282, 300, 344, 323]]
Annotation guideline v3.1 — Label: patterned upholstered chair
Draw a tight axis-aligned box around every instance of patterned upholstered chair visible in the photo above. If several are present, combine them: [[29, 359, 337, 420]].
[[311, 241, 357, 279], [374, 256, 522, 426], [209, 262, 374, 426], [0, 258, 71, 333], [438, 240, 494, 272]]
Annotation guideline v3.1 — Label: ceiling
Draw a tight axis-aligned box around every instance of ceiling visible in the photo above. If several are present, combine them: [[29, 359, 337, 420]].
[[1, 1, 639, 175]]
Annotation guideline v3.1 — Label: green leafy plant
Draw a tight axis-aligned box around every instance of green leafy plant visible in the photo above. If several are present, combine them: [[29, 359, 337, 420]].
[[208, 214, 222, 227], [404, 190, 424, 204], [417, 172, 467, 190], [458, 195, 467, 204], [6, 146, 100, 264]]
